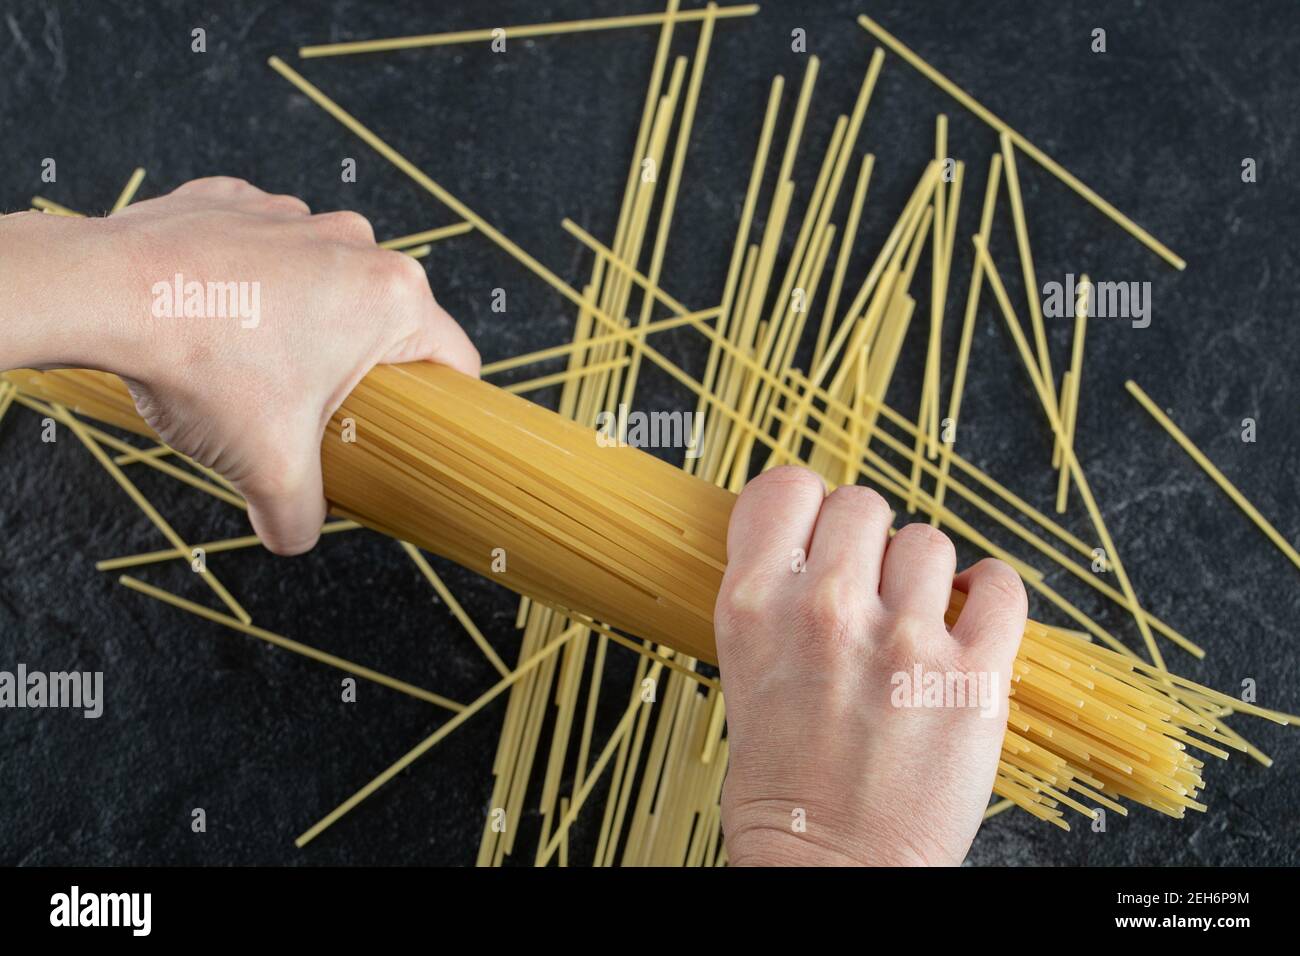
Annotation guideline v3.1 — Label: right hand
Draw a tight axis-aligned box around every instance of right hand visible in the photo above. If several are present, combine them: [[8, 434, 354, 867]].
[[714, 466, 1027, 866]]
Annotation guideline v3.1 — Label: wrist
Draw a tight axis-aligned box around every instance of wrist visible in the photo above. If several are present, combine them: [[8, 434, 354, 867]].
[[0, 211, 155, 380], [726, 823, 942, 867], [722, 790, 958, 867]]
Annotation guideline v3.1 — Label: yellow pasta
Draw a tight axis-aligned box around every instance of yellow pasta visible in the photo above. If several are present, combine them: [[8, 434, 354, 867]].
[[297, 4, 760, 58], [1127, 380, 1300, 573], [856, 13, 1186, 270], [110, 167, 147, 212]]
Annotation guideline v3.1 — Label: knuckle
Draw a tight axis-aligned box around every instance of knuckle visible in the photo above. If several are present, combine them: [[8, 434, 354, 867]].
[[826, 483, 891, 523], [181, 175, 253, 194], [894, 522, 956, 558], [974, 558, 1027, 610], [743, 465, 825, 505], [797, 575, 864, 650], [375, 249, 429, 295], [263, 193, 310, 215], [888, 610, 935, 658], [714, 571, 774, 635], [314, 209, 375, 243]]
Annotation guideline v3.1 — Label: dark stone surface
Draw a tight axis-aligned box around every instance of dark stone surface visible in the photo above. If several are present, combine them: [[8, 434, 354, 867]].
[[1, 0, 1297, 866]]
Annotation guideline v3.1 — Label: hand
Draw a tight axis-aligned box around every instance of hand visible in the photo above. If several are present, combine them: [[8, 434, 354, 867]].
[[714, 466, 1027, 866], [1, 177, 478, 554]]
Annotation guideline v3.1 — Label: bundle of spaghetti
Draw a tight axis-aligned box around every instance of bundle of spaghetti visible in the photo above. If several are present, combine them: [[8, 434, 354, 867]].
[[11, 366, 1287, 849], [7, 362, 734, 660], [972, 607, 1241, 828], [8, 9, 1295, 867]]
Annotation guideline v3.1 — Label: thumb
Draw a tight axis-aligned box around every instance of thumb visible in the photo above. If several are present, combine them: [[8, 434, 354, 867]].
[[238, 437, 328, 557], [382, 294, 481, 378]]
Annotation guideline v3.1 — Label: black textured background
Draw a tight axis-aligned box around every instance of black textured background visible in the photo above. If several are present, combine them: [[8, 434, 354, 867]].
[[2, 0, 1297, 866]]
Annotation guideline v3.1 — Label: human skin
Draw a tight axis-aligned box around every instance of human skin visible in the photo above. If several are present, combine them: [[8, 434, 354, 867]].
[[0, 177, 479, 554], [714, 467, 1028, 866]]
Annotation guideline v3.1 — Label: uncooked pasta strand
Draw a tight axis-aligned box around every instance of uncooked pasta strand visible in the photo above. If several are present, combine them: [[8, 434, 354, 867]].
[[1055, 277, 1090, 511], [1126, 380, 1300, 574], [118, 575, 462, 711], [12, 393, 244, 509], [482, 306, 720, 375], [296, 624, 583, 848], [110, 167, 146, 212], [379, 222, 474, 248], [31, 196, 83, 217], [688, 75, 784, 475], [55, 403, 252, 625], [95, 521, 359, 571], [298, 5, 760, 58], [856, 13, 1186, 270], [1000, 132, 1058, 427], [400, 541, 511, 677], [932, 153, 1001, 527]]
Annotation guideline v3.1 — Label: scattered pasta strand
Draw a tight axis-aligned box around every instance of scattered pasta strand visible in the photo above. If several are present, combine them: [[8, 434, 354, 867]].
[[31, 196, 84, 217], [400, 541, 511, 678], [119, 575, 463, 712], [95, 521, 359, 572], [295, 623, 583, 848], [51, 399, 252, 624], [13, 393, 245, 509], [1054, 277, 1090, 511], [1000, 133, 1058, 431], [0, 381, 17, 427], [379, 221, 474, 248], [932, 153, 1001, 526], [297, 4, 760, 58], [110, 167, 146, 212], [1126, 380, 1300, 574], [856, 13, 1186, 270]]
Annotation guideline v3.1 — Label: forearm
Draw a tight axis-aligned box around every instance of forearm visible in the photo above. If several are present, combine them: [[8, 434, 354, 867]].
[[0, 211, 147, 376]]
